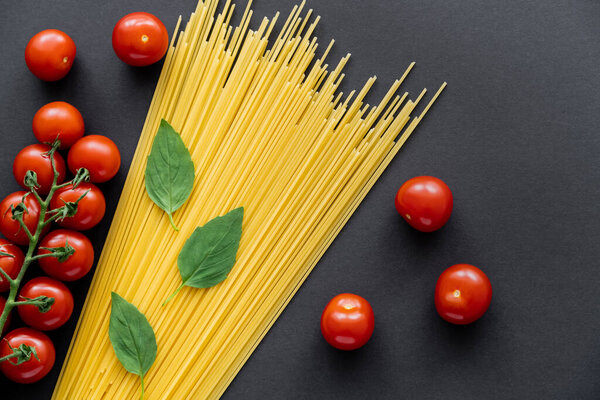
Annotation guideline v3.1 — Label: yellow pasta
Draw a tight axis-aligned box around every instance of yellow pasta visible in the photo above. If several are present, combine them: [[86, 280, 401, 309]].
[[52, 0, 445, 398]]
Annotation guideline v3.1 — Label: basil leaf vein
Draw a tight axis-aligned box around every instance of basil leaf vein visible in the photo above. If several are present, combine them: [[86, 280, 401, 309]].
[[145, 119, 195, 231], [109, 292, 157, 399], [164, 207, 244, 305]]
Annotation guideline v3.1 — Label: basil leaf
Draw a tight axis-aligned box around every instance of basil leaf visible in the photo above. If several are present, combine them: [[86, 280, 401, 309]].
[[109, 292, 157, 399], [145, 119, 195, 231], [164, 207, 244, 305]]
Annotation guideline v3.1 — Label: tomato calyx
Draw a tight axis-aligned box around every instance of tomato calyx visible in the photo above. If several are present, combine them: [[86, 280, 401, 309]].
[[48, 189, 89, 222], [15, 296, 56, 313], [71, 167, 91, 188], [47, 167, 92, 224], [10, 195, 30, 220], [8, 194, 35, 241], [23, 170, 40, 191], [0, 341, 39, 365], [38, 240, 75, 263]]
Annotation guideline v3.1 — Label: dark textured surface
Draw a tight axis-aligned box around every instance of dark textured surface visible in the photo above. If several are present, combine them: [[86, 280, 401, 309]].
[[2, 0, 600, 399]]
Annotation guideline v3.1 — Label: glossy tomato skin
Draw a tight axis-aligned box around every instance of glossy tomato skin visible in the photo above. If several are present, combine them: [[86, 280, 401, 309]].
[[68, 135, 121, 183], [0, 296, 11, 334], [0, 239, 25, 292], [320, 293, 375, 351], [435, 264, 492, 325], [38, 229, 94, 281], [112, 12, 169, 66], [50, 183, 105, 231], [0, 328, 55, 383], [18, 277, 74, 331], [0, 191, 44, 245], [25, 29, 76, 81], [13, 144, 66, 194], [395, 176, 453, 232], [32, 101, 84, 149]]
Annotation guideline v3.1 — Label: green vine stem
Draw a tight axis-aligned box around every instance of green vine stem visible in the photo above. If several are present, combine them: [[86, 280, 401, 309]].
[[0, 142, 89, 355], [0, 342, 38, 364]]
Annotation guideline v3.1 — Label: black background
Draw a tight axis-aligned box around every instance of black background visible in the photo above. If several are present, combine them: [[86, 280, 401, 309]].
[[2, 0, 600, 399]]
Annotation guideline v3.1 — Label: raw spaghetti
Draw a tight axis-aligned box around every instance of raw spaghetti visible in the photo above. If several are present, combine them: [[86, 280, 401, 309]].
[[53, 0, 445, 398]]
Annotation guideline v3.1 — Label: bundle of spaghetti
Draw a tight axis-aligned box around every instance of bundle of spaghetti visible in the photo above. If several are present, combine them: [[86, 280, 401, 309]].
[[53, 0, 445, 398]]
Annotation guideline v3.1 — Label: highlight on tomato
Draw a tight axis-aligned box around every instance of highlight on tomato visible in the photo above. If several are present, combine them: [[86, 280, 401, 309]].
[[435, 264, 492, 325], [395, 176, 453, 232], [32, 101, 85, 149], [68, 135, 121, 183], [51, 183, 106, 231], [25, 29, 76, 81], [112, 12, 169, 66], [38, 229, 94, 281], [13, 144, 66, 194], [320, 293, 375, 351], [0, 239, 25, 292], [0, 328, 56, 383], [0, 191, 44, 245], [18, 277, 74, 331]]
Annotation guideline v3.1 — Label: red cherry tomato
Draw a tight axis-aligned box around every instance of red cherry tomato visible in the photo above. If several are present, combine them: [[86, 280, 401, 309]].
[[18, 277, 74, 331], [0, 296, 11, 334], [0, 191, 44, 245], [38, 229, 94, 281], [0, 328, 55, 383], [395, 176, 453, 232], [25, 29, 76, 81], [50, 183, 105, 231], [0, 239, 25, 292], [320, 293, 375, 351], [112, 12, 169, 66], [68, 135, 121, 183], [32, 101, 84, 149], [13, 144, 66, 194], [435, 264, 492, 325]]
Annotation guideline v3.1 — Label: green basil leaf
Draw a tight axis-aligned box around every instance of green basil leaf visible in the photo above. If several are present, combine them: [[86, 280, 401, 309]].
[[164, 207, 244, 305], [109, 292, 157, 398], [145, 119, 195, 231]]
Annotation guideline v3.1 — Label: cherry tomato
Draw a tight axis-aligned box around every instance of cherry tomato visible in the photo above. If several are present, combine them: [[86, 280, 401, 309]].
[[0, 296, 11, 334], [112, 12, 169, 66], [13, 144, 66, 194], [0, 239, 25, 292], [25, 29, 76, 81], [32, 101, 84, 149], [0, 191, 43, 245], [50, 183, 105, 231], [38, 229, 94, 281], [68, 135, 121, 183], [0, 328, 55, 383], [435, 264, 492, 325], [18, 277, 74, 331], [320, 293, 375, 351], [395, 176, 453, 232]]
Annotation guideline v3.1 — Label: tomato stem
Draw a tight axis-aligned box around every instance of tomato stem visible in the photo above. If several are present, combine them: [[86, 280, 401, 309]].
[[0, 267, 14, 285], [0, 351, 18, 363], [0, 342, 39, 364], [0, 142, 89, 352], [12, 296, 55, 312]]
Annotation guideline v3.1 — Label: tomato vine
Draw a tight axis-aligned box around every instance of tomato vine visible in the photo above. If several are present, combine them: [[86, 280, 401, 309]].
[[0, 142, 89, 362]]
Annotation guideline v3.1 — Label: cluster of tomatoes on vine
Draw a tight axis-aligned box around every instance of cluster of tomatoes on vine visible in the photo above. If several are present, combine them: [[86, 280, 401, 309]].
[[320, 177, 493, 351], [1, 11, 170, 384], [0, 101, 121, 383]]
